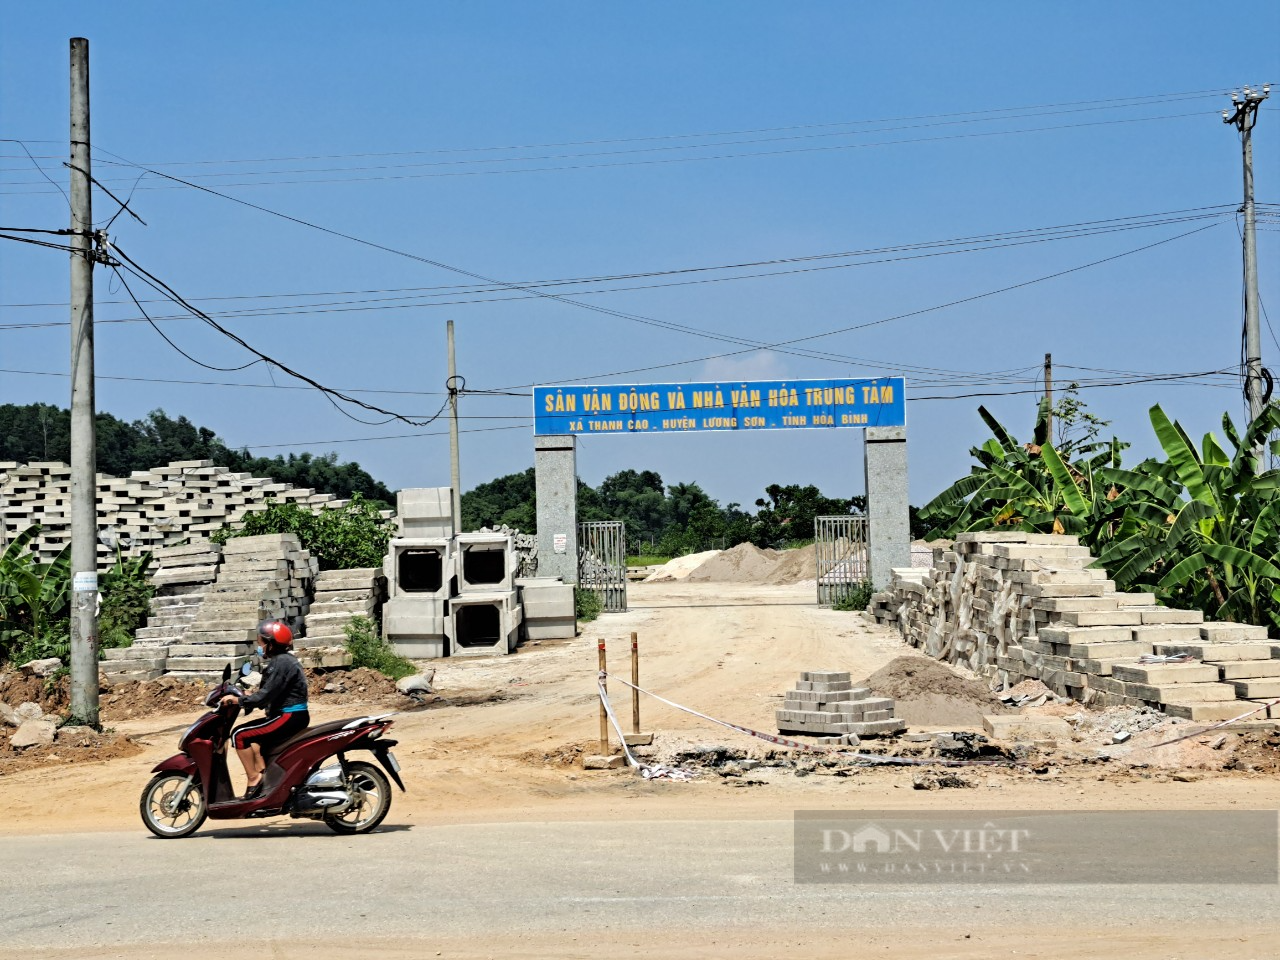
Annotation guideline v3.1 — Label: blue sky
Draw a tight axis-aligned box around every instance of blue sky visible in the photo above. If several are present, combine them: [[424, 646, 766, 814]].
[[1, 3, 1277, 511]]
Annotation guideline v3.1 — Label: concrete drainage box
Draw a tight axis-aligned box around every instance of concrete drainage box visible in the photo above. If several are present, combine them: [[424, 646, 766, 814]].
[[455, 532, 515, 594], [383, 595, 448, 659], [515, 577, 576, 641], [449, 591, 522, 656], [386, 538, 452, 600], [396, 486, 454, 539]]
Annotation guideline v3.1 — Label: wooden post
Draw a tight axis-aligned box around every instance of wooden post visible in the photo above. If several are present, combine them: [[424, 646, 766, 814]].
[[630, 632, 640, 734], [597, 640, 608, 752]]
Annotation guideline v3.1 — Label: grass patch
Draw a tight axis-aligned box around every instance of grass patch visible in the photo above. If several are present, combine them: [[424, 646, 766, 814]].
[[626, 555, 670, 567], [343, 615, 416, 681]]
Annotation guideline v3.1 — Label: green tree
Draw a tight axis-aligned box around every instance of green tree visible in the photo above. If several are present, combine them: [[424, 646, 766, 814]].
[[751, 483, 858, 547], [598, 469, 668, 543], [461, 468, 538, 532]]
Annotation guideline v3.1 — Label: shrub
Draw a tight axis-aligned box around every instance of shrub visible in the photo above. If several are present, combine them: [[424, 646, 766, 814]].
[[574, 588, 603, 623], [99, 550, 155, 650], [832, 581, 874, 612], [214, 493, 395, 570], [343, 615, 416, 681]]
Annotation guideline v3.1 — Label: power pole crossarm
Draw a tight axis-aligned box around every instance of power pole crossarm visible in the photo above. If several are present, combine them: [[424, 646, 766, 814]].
[[1223, 84, 1272, 434], [68, 37, 100, 726]]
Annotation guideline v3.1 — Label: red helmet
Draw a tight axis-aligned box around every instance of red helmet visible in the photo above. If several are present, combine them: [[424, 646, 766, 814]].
[[258, 619, 293, 649]]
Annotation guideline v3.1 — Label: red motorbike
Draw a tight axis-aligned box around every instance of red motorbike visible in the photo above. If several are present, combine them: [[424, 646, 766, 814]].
[[140, 665, 405, 838]]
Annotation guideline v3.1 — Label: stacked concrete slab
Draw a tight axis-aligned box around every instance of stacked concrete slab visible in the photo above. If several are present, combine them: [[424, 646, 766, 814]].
[[99, 539, 223, 682], [867, 532, 1278, 722], [776, 671, 906, 742], [166, 533, 317, 681], [292, 567, 379, 668], [0, 459, 350, 570], [515, 577, 576, 641]]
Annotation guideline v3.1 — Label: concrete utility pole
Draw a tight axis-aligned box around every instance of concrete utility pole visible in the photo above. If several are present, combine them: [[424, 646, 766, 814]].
[[1223, 84, 1271, 427], [447, 320, 463, 534], [68, 37, 100, 726], [1043, 352, 1053, 444]]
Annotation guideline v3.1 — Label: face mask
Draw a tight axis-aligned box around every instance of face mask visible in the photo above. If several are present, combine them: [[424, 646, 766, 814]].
[[255, 644, 265, 657]]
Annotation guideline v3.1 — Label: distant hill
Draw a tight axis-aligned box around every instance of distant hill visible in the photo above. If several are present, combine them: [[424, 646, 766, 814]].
[[0, 403, 394, 505]]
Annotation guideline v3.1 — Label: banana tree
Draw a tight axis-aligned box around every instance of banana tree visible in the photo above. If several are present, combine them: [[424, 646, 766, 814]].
[[0, 524, 72, 657], [1096, 403, 1280, 629], [919, 400, 1127, 541]]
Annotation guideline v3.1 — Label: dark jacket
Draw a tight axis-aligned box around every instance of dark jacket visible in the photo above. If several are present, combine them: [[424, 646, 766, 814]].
[[241, 652, 308, 717]]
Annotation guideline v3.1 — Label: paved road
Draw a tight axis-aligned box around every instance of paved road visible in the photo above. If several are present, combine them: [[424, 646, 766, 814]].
[[1, 819, 1276, 953]]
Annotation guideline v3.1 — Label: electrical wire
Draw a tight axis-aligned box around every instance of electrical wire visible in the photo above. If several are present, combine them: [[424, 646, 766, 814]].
[[2, 110, 1214, 195], [0, 204, 1241, 311], [108, 243, 452, 428], [483, 221, 1226, 391]]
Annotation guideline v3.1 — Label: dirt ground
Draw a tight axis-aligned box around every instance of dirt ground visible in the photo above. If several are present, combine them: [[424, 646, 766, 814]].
[[3, 579, 1279, 833], [2, 580, 1278, 957]]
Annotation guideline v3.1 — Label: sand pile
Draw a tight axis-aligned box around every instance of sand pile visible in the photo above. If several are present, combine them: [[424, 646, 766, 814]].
[[764, 544, 817, 584], [644, 550, 721, 582], [685, 543, 780, 582], [858, 656, 1012, 728]]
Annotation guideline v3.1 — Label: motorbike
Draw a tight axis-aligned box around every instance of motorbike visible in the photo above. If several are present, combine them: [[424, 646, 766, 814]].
[[139, 664, 405, 839]]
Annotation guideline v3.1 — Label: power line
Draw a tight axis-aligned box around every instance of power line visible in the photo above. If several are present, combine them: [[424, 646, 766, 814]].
[[485, 221, 1225, 391], [0, 204, 1239, 315], [2, 109, 1214, 196], [108, 243, 452, 428]]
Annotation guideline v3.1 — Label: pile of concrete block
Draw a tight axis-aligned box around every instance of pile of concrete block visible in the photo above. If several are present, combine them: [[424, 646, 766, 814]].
[[776, 670, 906, 743], [383, 537, 453, 658], [293, 567, 380, 668], [0, 459, 352, 570], [515, 577, 576, 641], [164, 533, 317, 681], [99, 540, 224, 682], [867, 532, 1278, 721]]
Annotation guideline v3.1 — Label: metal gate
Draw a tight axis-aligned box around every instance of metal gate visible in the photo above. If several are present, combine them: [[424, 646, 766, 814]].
[[578, 520, 628, 613], [815, 515, 869, 606]]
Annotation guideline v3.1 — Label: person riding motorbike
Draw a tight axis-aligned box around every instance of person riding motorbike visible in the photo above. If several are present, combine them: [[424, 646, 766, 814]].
[[220, 620, 310, 800]]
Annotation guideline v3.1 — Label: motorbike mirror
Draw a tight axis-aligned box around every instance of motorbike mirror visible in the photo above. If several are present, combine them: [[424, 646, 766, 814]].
[[240, 661, 254, 678], [222, 664, 232, 682]]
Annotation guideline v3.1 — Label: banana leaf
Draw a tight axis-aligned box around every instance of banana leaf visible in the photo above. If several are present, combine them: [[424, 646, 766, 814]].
[[1149, 405, 1215, 508], [1200, 542, 1280, 581], [1041, 443, 1088, 516]]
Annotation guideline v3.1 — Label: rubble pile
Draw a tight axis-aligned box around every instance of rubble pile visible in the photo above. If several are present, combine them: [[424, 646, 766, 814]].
[[868, 531, 1278, 722]]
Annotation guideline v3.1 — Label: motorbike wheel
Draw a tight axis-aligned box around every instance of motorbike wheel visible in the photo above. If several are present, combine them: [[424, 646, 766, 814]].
[[323, 761, 391, 835], [140, 773, 207, 839]]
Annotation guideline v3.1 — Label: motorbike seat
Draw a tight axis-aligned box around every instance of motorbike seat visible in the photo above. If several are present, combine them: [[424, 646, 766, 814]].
[[261, 718, 351, 761]]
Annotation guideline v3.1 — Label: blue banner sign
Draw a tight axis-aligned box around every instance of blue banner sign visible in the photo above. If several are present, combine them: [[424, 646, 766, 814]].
[[533, 377, 905, 436]]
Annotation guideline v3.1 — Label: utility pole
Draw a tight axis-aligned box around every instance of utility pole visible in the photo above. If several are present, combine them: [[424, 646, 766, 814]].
[[1043, 352, 1053, 444], [447, 320, 463, 534], [68, 37, 100, 726], [1223, 83, 1271, 428]]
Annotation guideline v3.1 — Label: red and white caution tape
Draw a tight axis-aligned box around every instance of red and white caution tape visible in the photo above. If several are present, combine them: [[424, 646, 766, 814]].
[[596, 675, 695, 780]]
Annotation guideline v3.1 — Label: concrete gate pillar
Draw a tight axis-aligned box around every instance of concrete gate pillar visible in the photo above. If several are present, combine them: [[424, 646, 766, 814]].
[[864, 425, 910, 589], [534, 435, 579, 584]]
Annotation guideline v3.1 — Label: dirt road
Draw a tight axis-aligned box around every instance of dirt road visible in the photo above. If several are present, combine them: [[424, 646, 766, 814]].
[[2, 581, 1278, 957]]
